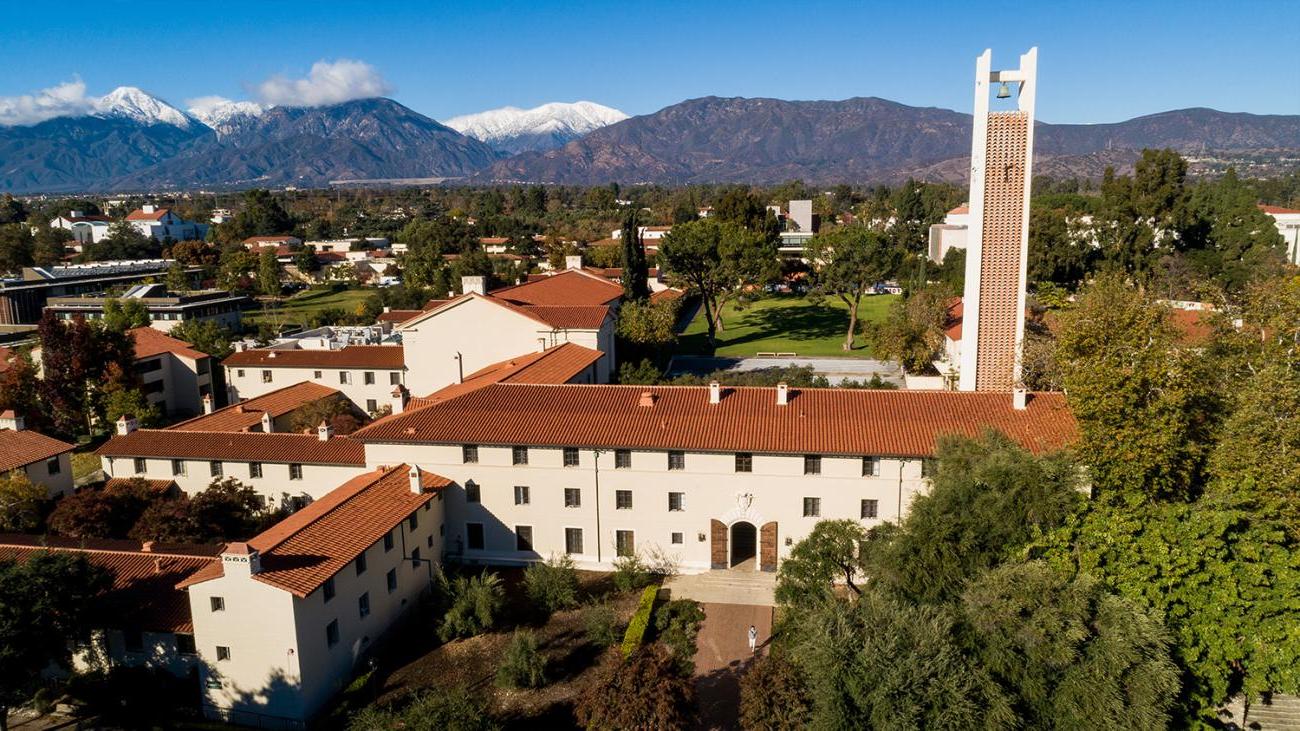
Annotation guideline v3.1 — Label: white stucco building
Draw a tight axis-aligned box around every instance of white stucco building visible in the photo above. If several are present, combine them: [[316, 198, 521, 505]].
[[1259, 204, 1300, 265], [49, 211, 112, 245], [125, 205, 209, 241], [224, 345, 406, 415], [0, 410, 74, 498]]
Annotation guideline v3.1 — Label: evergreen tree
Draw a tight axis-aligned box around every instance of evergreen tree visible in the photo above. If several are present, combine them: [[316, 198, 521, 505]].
[[620, 211, 649, 301]]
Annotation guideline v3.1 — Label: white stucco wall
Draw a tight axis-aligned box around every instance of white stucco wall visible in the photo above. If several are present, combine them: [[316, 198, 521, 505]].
[[23, 452, 73, 499], [226, 365, 403, 415], [102, 455, 367, 506]]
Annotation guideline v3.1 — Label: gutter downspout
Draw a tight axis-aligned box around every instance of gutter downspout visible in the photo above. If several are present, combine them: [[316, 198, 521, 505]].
[[592, 448, 604, 565], [897, 460, 905, 521]]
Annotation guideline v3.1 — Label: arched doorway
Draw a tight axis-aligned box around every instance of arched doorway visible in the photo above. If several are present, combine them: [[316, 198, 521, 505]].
[[730, 521, 757, 568]]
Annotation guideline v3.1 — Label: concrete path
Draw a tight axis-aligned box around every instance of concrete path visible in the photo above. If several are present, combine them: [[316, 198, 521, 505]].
[[664, 565, 776, 606], [668, 355, 904, 386], [692, 602, 774, 730]]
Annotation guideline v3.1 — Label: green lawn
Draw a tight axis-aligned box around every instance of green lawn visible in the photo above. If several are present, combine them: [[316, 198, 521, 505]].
[[245, 287, 373, 328], [678, 293, 898, 357]]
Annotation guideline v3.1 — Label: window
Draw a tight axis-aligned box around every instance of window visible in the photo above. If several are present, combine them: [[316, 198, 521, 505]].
[[123, 628, 143, 652], [249, 462, 262, 479], [236, 369, 245, 378], [355, 551, 367, 575], [386, 568, 397, 593], [512, 446, 529, 465], [516, 525, 533, 551], [261, 370, 273, 383], [46, 457, 61, 475], [467, 523, 484, 550], [210, 596, 225, 612], [408, 511, 419, 531], [862, 456, 881, 477], [804, 455, 822, 475], [564, 488, 581, 508], [323, 577, 336, 602], [734, 453, 753, 473], [668, 492, 684, 512], [462, 445, 478, 464], [210, 461, 222, 477], [383, 530, 394, 552], [563, 447, 579, 467], [803, 497, 821, 517], [861, 499, 879, 519], [614, 449, 631, 469], [615, 530, 635, 557], [171, 459, 185, 476], [465, 482, 480, 503], [364, 371, 375, 385], [565, 527, 584, 555], [176, 633, 196, 655], [921, 458, 937, 478], [671, 532, 683, 545], [389, 372, 401, 386], [339, 371, 351, 385], [514, 485, 530, 505], [326, 620, 340, 647], [133, 457, 147, 474], [366, 399, 377, 413], [411, 547, 421, 568], [358, 592, 370, 619], [289, 464, 303, 480], [667, 451, 685, 471], [615, 490, 632, 510], [216, 646, 231, 661]]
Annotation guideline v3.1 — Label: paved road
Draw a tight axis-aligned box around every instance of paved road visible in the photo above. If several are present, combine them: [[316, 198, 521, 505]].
[[668, 355, 904, 386], [692, 602, 774, 731]]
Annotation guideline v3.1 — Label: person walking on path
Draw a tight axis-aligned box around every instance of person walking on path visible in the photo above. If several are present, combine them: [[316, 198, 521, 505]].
[[747, 624, 758, 653]]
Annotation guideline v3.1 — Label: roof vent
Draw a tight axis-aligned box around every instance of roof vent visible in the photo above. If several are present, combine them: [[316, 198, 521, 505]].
[[140, 541, 155, 553], [776, 382, 789, 406], [261, 412, 274, 433], [565, 254, 583, 270], [461, 275, 486, 296], [0, 410, 25, 431], [408, 465, 422, 494], [708, 381, 721, 405], [266, 351, 277, 358], [405, 427, 416, 435], [201, 394, 214, 415], [391, 385, 408, 415], [639, 391, 657, 407], [318, 420, 333, 441], [1013, 387, 1028, 411], [116, 414, 138, 435]]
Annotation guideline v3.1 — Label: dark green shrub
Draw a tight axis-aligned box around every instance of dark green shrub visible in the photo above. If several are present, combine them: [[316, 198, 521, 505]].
[[654, 599, 705, 673], [739, 652, 812, 731], [438, 571, 504, 642], [584, 604, 622, 648], [347, 686, 498, 730], [575, 645, 694, 730], [495, 630, 548, 689], [612, 553, 653, 592], [524, 555, 579, 614], [621, 585, 659, 657]]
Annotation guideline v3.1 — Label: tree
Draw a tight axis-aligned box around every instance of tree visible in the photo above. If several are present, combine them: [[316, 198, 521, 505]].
[[862, 284, 950, 373], [1028, 206, 1091, 289], [775, 519, 868, 607], [165, 261, 191, 292], [620, 211, 650, 301], [101, 298, 151, 332], [738, 653, 812, 731], [47, 478, 164, 539], [523, 554, 579, 615], [288, 396, 365, 433], [438, 572, 504, 641], [169, 320, 235, 359], [615, 299, 678, 348], [806, 224, 903, 350], [0, 352, 44, 433], [258, 248, 282, 297], [217, 248, 258, 292], [0, 552, 111, 730], [574, 646, 695, 731], [227, 189, 294, 240], [31, 227, 71, 268], [495, 630, 548, 689], [0, 224, 34, 273], [102, 384, 161, 428], [84, 221, 157, 262], [0, 472, 45, 533], [659, 219, 778, 347]]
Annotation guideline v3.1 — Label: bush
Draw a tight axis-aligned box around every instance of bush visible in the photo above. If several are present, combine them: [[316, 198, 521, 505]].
[[574, 645, 694, 731], [438, 572, 504, 642], [621, 585, 659, 658], [612, 553, 654, 592], [348, 686, 497, 731], [495, 630, 548, 689], [739, 653, 812, 731], [653, 599, 705, 673], [584, 604, 622, 649], [524, 555, 579, 615]]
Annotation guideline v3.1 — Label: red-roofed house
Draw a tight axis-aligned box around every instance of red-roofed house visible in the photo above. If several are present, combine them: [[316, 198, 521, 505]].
[[49, 210, 112, 246], [179, 464, 447, 725], [125, 205, 208, 241], [0, 410, 74, 497], [1258, 203, 1300, 264], [129, 327, 219, 417], [223, 345, 406, 414]]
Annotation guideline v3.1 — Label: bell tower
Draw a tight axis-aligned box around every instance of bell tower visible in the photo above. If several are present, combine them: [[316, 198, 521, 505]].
[[958, 48, 1037, 395]]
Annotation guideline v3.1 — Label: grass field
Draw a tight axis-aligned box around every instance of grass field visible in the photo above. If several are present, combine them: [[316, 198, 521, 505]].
[[678, 293, 898, 357], [245, 287, 373, 328]]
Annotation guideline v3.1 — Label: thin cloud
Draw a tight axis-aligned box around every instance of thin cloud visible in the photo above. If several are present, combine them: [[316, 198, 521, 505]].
[[0, 78, 95, 126], [254, 59, 392, 107], [185, 95, 235, 116]]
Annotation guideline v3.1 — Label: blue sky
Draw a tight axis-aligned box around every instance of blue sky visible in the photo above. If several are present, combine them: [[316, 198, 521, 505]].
[[1, 0, 1296, 124]]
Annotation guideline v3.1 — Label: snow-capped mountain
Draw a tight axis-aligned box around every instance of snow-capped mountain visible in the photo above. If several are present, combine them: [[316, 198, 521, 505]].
[[443, 101, 629, 154], [93, 86, 197, 128], [187, 97, 268, 138]]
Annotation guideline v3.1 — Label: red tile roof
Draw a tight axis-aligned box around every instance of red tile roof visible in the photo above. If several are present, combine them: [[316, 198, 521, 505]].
[[179, 465, 448, 597], [651, 288, 684, 304], [948, 204, 970, 216], [355, 384, 1076, 458], [0, 429, 74, 472], [104, 477, 178, 492], [406, 343, 603, 410], [0, 535, 219, 633], [129, 327, 209, 361], [224, 345, 404, 369], [169, 382, 342, 433], [125, 208, 170, 221], [0, 345, 13, 373], [1168, 308, 1214, 345], [510, 304, 611, 329], [489, 269, 623, 307], [243, 235, 299, 243], [1258, 203, 1300, 215], [479, 237, 509, 245], [97, 430, 366, 465], [377, 309, 424, 324], [62, 214, 111, 223]]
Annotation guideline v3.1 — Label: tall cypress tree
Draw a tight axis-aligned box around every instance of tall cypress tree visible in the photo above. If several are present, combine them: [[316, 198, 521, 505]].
[[620, 210, 650, 301]]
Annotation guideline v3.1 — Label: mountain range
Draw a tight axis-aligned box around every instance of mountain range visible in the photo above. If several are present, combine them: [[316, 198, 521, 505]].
[[0, 87, 1296, 194]]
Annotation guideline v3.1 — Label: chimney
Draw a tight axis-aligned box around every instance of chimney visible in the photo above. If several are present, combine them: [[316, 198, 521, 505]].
[[141, 204, 156, 214], [201, 394, 214, 415], [69, 210, 83, 218], [708, 381, 721, 405], [233, 341, 247, 353], [318, 420, 334, 441], [565, 254, 583, 271], [0, 410, 24, 431], [1013, 387, 1028, 411], [221, 542, 261, 576], [116, 414, 138, 435], [261, 412, 274, 433], [140, 541, 155, 553], [391, 385, 408, 415], [638, 391, 657, 408], [461, 275, 486, 296], [776, 382, 789, 406], [408, 465, 422, 494]]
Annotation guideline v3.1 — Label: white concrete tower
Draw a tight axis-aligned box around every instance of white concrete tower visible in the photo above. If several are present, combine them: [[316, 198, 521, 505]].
[[958, 47, 1037, 398]]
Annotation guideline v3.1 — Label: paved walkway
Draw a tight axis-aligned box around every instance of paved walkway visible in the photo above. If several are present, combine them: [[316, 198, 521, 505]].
[[668, 355, 904, 386], [692, 602, 774, 730], [664, 564, 776, 606]]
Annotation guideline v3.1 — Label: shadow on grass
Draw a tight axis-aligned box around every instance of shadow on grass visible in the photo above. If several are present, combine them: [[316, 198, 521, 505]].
[[678, 296, 865, 356]]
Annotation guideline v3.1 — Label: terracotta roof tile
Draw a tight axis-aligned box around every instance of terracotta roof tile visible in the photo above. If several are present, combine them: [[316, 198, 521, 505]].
[[179, 465, 448, 597], [0, 429, 74, 472], [489, 269, 623, 307], [0, 535, 219, 633], [377, 309, 424, 324], [125, 208, 170, 221], [104, 477, 178, 493], [224, 345, 404, 369], [169, 382, 342, 433], [354, 383, 1076, 458], [97, 430, 366, 465], [1258, 203, 1300, 215], [129, 327, 209, 361]]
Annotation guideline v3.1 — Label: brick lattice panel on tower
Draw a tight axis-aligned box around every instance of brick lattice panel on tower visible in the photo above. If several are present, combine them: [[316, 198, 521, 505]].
[[975, 111, 1028, 391]]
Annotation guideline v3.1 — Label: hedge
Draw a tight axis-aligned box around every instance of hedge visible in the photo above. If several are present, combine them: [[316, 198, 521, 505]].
[[621, 585, 660, 657]]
